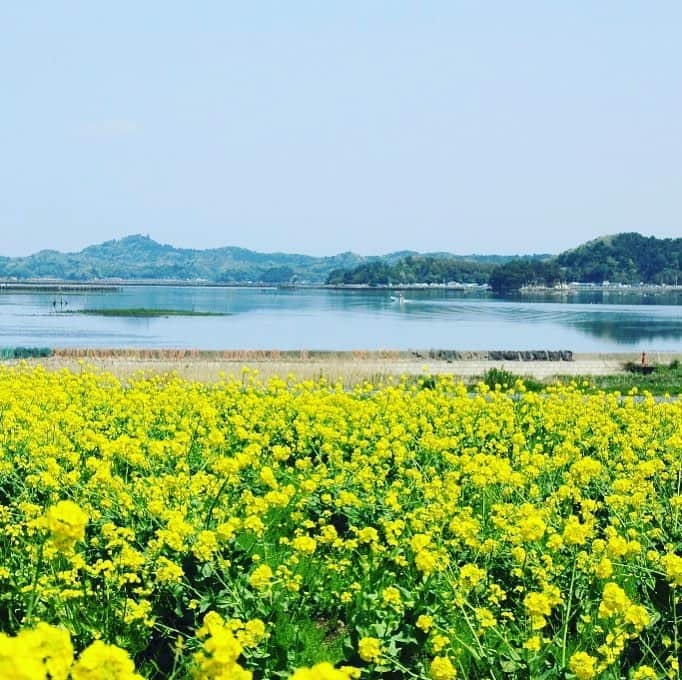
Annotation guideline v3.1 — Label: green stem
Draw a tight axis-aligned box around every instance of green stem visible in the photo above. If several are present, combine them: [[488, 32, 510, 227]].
[[204, 476, 231, 529], [561, 561, 577, 669], [637, 634, 671, 676], [674, 590, 681, 680], [25, 540, 45, 624]]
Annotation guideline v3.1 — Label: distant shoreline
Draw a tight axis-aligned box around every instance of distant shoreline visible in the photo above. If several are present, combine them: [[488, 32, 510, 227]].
[[2, 279, 682, 294]]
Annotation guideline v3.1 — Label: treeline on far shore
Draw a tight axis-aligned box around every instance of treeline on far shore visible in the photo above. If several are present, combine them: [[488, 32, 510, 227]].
[[327, 233, 682, 292], [2, 232, 682, 291], [326, 255, 497, 287]]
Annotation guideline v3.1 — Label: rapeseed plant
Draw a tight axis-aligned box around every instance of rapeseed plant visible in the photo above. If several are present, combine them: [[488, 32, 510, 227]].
[[0, 366, 681, 676]]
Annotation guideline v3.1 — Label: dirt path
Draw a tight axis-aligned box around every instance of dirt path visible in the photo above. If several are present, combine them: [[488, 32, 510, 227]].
[[4, 350, 677, 383]]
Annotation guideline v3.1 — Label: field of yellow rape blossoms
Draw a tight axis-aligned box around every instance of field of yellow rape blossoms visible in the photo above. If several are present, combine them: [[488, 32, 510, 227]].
[[2, 365, 682, 679]]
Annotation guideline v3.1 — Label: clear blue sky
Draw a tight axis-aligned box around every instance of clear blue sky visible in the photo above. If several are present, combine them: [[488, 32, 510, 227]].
[[2, 1, 681, 257]]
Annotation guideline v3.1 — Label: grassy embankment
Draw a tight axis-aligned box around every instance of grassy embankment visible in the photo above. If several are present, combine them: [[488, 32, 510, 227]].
[[472, 361, 682, 396]]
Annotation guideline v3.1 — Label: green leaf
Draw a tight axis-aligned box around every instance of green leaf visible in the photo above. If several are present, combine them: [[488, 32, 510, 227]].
[[500, 659, 521, 673]]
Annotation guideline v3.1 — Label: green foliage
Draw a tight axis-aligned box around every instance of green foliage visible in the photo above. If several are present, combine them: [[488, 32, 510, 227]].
[[326, 256, 496, 286], [259, 266, 296, 284], [0, 235, 524, 285], [556, 233, 682, 284], [583, 360, 682, 395], [488, 259, 562, 293], [271, 616, 347, 668], [482, 367, 518, 391], [327, 261, 395, 286], [0, 235, 369, 284], [484, 233, 682, 292], [3, 231, 680, 287]]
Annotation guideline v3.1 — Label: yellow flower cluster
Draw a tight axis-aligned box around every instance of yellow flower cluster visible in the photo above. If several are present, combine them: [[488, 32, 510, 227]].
[[0, 622, 141, 680], [192, 612, 253, 679], [1, 366, 682, 676], [290, 662, 360, 679], [45, 500, 88, 552], [358, 637, 382, 663]]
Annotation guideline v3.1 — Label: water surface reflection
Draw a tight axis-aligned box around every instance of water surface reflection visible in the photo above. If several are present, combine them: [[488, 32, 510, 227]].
[[1, 287, 681, 350]]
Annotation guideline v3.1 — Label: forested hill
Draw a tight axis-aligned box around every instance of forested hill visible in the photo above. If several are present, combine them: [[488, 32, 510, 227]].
[[556, 233, 682, 283], [326, 255, 501, 286], [2, 232, 679, 287], [0, 235, 520, 284], [487, 233, 682, 292], [326, 233, 682, 291]]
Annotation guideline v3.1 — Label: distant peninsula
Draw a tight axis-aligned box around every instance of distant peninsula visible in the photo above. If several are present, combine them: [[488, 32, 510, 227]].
[[0, 234, 544, 286], [0, 232, 680, 292]]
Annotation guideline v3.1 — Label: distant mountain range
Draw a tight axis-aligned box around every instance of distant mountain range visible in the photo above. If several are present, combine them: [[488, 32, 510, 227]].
[[0, 235, 547, 284], [0, 232, 680, 288]]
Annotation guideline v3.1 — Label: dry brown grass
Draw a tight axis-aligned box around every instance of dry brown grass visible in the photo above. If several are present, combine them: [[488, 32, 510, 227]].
[[0, 349, 648, 385]]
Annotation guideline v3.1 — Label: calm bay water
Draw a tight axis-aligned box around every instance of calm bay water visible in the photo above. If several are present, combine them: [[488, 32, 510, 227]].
[[1, 286, 682, 351]]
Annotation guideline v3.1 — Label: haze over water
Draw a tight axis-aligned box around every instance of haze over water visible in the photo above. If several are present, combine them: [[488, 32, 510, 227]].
[[1, 287, 682, 352]]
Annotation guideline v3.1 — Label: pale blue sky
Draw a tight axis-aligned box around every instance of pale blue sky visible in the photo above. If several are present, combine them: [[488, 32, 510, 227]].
[[2, 1, 681, 257]]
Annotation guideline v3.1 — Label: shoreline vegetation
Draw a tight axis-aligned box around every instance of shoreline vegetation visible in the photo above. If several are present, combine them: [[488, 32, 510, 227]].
[[1, 348, 681, 394], [65, 308, 229, 317]]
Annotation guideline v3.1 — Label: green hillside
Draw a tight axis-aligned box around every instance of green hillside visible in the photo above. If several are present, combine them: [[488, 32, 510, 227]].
[[556, 232, 682, 284], [2, 232, 679, 287], [326, 233, 682, 291], [487, 233, 682, 292], [0, 236, 365, 283], [0, 235, 532, 284]]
